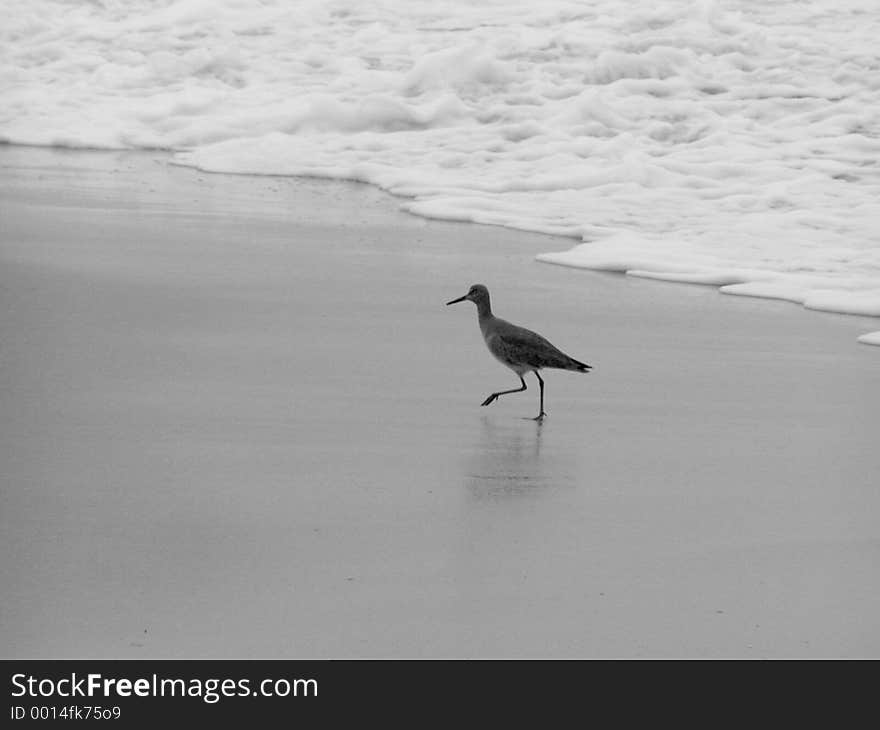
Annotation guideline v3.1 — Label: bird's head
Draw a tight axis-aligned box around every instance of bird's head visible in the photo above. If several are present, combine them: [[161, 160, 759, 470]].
[[446, 284, 490, 307]]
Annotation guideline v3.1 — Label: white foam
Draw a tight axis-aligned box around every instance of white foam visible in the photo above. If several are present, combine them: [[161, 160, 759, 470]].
[[1, 0, 878, 344]]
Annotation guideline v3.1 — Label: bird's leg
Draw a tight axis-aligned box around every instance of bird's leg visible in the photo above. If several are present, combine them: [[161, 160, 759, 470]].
[[481, 376, 527, 407], [532, 372, 547, 421]]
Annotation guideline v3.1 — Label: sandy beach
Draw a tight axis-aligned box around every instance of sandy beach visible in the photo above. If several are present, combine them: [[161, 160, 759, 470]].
[[1, 145, 879, 658]]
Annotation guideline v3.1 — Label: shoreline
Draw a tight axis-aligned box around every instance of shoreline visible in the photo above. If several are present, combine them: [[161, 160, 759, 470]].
[[6, 140, 879, 346], [2, 146, 879, 658]]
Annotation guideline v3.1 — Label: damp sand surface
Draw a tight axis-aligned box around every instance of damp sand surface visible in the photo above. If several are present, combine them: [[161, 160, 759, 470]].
[[1, 147, 879, 658]]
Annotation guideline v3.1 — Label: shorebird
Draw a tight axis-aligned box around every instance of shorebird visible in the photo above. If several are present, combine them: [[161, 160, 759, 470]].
[[446, 284, 591, 420]]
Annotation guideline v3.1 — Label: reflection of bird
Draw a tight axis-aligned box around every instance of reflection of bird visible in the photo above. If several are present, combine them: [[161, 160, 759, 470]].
[[446, 284, 592, 420]]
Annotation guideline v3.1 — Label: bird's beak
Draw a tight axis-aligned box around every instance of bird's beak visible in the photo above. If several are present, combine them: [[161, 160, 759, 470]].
[[446, 294, 468, 306]]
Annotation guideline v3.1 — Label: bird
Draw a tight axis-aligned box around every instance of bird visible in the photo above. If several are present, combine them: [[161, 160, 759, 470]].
[[446, 284, 591, 420]]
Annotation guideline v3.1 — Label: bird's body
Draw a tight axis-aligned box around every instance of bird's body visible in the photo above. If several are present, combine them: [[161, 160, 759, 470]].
[[480, 315, 590, 376], [447, 284, 591, 420]]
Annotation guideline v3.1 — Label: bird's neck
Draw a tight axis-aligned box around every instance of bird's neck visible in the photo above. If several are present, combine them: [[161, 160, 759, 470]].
[[475, 299, 493, 322]]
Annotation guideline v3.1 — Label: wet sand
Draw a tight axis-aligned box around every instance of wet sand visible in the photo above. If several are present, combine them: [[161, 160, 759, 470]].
[[1, 146, 879, 658]]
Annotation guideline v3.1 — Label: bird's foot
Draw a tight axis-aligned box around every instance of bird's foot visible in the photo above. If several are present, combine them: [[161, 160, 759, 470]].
[[481, 394, 498, 407], [531, 411, 547, 421]]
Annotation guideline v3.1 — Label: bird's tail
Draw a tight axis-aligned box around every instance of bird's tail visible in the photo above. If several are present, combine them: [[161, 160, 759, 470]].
[[568, 357, 592, 373]]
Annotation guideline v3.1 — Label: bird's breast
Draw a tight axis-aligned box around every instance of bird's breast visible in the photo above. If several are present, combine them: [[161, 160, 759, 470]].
[[483, 332, 532, 375]]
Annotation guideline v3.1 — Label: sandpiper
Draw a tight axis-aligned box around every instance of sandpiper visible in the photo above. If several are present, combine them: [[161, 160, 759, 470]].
[[446, 284, 591, 420]]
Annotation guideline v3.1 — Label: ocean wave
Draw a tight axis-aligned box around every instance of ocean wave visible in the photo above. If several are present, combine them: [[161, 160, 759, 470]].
[[2, 0, 878, 343]]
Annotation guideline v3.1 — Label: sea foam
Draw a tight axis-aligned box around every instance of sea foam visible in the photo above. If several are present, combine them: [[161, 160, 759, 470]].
[[1, 0, 878, 344]]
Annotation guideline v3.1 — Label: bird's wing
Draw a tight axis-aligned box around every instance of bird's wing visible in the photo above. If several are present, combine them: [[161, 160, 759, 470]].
[[489, 320, 572, 368]]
